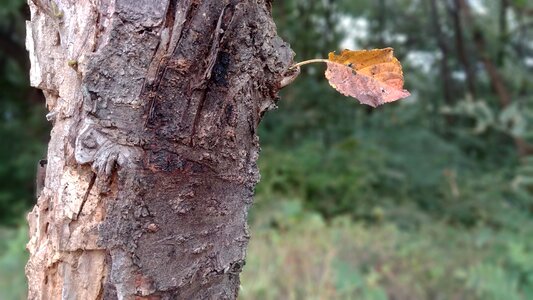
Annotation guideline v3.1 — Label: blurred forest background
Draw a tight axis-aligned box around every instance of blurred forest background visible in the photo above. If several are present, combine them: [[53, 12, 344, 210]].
[[1, 0, 533, 299]]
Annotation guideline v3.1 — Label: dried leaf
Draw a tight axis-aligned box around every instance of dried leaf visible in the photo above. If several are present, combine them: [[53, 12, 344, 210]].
[[325, 48, 410, 107]]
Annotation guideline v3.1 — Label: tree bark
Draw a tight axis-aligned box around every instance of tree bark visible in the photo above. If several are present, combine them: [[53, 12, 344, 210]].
[[25, 0, 294, 299]]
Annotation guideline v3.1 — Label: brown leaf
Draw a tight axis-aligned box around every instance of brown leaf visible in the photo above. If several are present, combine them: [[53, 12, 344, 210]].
[[325, 48, 410, 107]]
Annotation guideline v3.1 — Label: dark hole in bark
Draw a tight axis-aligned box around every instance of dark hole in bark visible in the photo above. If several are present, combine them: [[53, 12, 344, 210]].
[[224, 104, 233, 124], [39, 159, 47, 167], [213, 51, 230, 86]]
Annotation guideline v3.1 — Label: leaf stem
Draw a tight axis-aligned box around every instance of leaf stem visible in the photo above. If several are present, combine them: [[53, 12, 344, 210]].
[[290, 59, 330, 69]]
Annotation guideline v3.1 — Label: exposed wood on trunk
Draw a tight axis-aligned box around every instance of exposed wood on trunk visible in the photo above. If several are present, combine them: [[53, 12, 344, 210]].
[[25, 0, 295, 299]]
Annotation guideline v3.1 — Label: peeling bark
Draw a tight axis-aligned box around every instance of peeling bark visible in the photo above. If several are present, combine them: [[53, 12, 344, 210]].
[[25, 0, 294, 299]]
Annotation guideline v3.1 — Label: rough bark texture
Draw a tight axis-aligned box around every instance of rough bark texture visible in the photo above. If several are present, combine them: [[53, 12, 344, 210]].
[[25, 0, 294, 299]]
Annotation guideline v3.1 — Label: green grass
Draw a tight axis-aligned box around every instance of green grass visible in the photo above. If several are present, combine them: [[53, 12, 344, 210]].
[[240, 202, 533, 300], [0, 225, 28, 300]]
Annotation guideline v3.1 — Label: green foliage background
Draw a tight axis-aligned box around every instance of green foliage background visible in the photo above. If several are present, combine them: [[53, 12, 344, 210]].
[[1, 0, 533, 299]]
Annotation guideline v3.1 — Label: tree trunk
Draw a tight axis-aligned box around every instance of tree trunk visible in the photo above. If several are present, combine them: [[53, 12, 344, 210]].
[[25, 0, 294, 299], [448, 0, 477, 98], [456, 0, 533, 157], [429, 0, 454, 114]]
